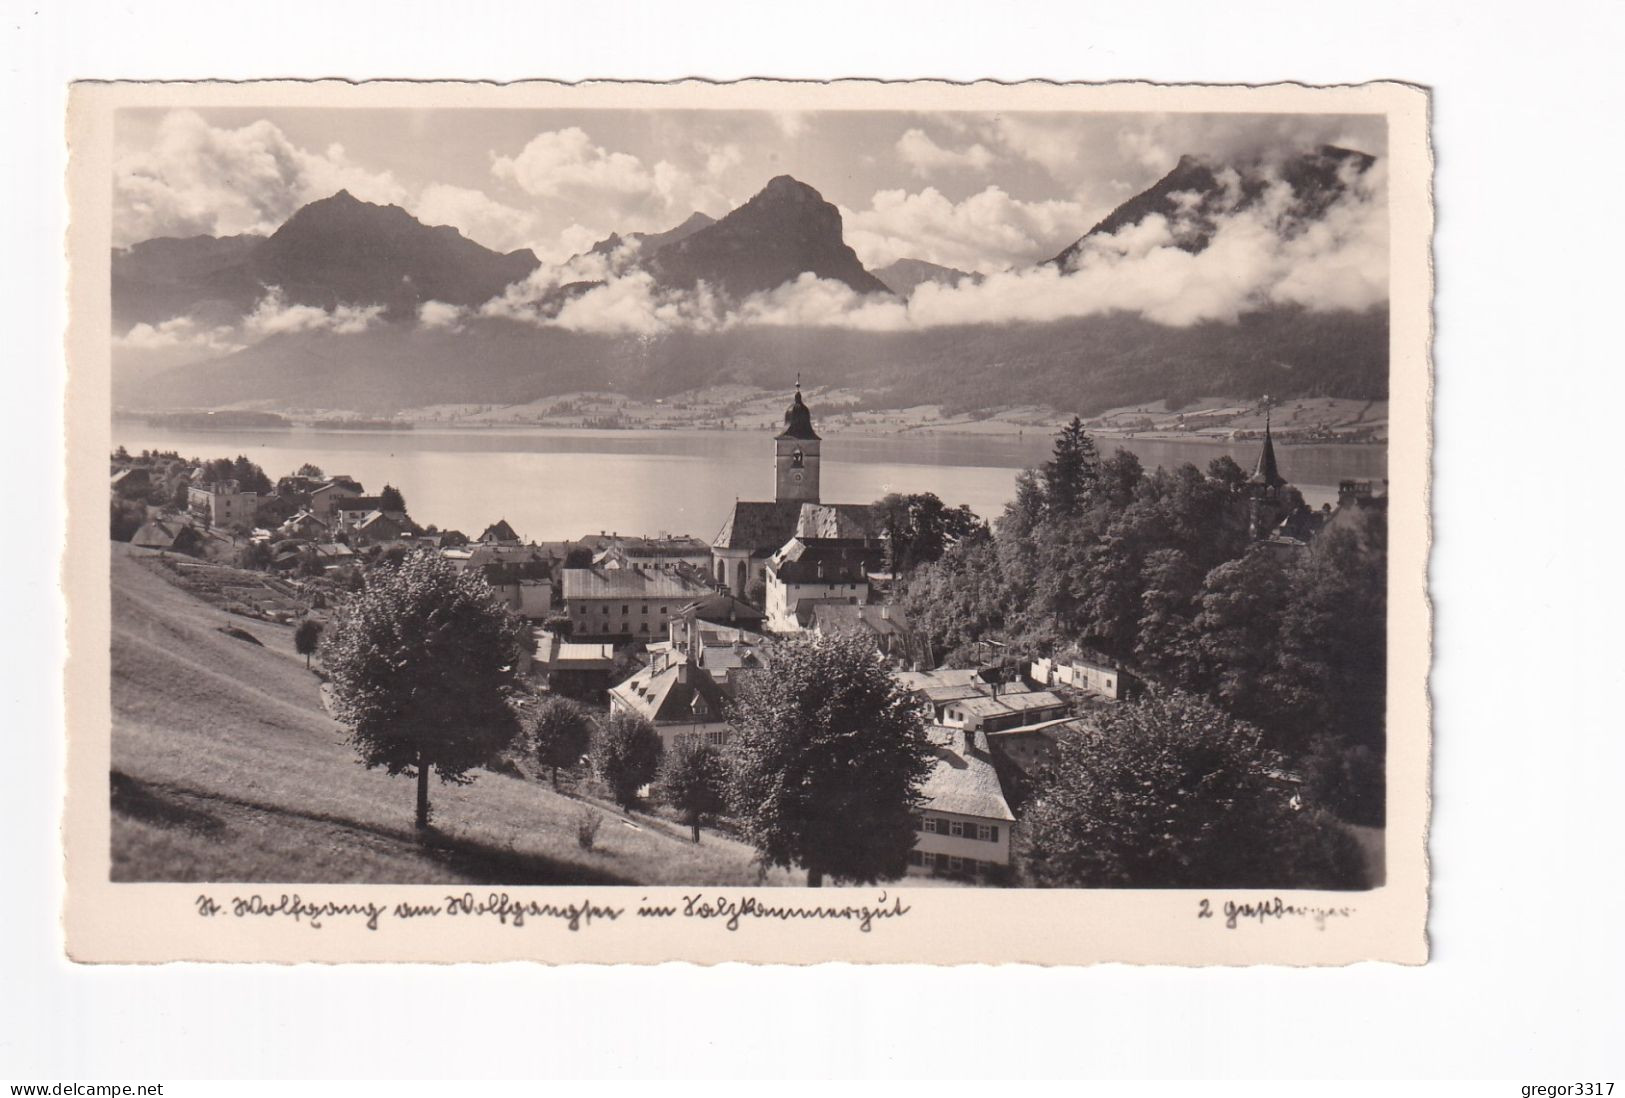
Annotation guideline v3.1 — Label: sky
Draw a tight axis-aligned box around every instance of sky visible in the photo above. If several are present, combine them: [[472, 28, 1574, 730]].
[[113, 106, 1387, 274]]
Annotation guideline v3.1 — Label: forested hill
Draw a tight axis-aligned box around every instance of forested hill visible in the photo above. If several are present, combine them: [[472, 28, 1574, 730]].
[[130, 303, 1387, 416]]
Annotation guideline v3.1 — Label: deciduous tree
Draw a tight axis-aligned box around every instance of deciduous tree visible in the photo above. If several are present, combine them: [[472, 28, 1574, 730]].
[[528, 695, 594, 789], [591, 711, 664, 810], [1021, 691, 1362, 888], [661, 739, 728, 842], [293, 618, 322, 669], [727, 632, 932, 886], [323, 550, 528, 830]]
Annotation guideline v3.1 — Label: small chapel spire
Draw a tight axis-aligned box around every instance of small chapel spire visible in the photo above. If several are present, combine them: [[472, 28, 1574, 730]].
[[1251, 395, 1284, 490]]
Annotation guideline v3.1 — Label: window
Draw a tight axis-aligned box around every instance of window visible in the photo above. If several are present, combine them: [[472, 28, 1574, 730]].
[[976, 824, 996, 842], [641, 604, 648, 613], [921, 818, 939, 834], [949, 820, 967, 838], [621, 604, 629, 614], [639, 623, 648, 633], [948, 857, 964, 873]]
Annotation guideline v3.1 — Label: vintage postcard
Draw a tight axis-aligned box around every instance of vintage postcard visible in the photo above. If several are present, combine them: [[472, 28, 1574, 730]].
[[64, 78, 1431, 964]]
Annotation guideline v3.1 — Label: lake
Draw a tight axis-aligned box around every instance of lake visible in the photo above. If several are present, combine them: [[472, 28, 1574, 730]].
[[112, 423, 1386, 543]]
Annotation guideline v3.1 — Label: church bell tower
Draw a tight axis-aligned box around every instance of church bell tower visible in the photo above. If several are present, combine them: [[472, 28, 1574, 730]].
[[774, 380, 821, 503]]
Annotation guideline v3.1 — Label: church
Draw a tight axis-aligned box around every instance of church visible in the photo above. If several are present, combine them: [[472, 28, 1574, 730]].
[[710, 383, 878, 600]]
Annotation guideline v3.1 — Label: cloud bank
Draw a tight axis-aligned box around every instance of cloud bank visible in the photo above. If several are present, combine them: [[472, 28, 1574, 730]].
[[114, 111, 409, 246], [481, 157, 1386, 336]]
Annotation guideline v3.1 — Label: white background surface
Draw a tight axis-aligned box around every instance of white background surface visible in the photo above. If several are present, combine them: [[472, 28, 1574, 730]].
[[4, 0, 1622, 1080]]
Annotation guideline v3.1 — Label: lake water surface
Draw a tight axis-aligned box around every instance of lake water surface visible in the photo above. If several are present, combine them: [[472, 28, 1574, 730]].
[[113, 423, 1386, 543]]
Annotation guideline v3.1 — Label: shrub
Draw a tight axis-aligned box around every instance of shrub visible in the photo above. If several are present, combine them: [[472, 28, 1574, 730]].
[[574, 804, 604, 851]]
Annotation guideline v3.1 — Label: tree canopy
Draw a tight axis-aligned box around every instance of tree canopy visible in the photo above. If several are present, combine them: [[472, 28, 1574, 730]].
[[727, 632, 933, 886], [901, 418, 1388, 833], [322, 549, 529, 829], [591, 711, 664, 809], [527, 694, 594, 789], [1021, 691, 1364, 889], [661, 739, 729, 842]]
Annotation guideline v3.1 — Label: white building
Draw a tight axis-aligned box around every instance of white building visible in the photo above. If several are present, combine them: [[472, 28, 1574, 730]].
[[187, 480, 258, 527], [763, 536, 884, 632], [910, 727, 1016, 881]]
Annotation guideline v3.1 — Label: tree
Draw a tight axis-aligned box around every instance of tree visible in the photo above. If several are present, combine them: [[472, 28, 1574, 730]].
[[871, 491, 986, 574], [110, 497, 146, 541], [1206, 454, 1249, 495], [323, 550, 528, 830], [1040, 416, 1099, 518], [591, 711, 664, 810], [727, 632, 933, 886], [293, 619, 323, 669], [379, 484, 407, 513], [661, 739, 728, 842], [528, 695, 594, 789], [296, 463, 324, 478], [238, 540, 272, 571], [1021, 691, 1362, 888]]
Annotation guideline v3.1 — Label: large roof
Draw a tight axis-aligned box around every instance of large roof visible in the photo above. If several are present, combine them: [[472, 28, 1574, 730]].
[[610, 660, 729, 724], [678, 591, 768, 627], [563, 567, 712, 601], [769, 537, 884, 583], [806, 602, 909, 636], [713, 500, 876, 552], [918, 728, 1015, 822]]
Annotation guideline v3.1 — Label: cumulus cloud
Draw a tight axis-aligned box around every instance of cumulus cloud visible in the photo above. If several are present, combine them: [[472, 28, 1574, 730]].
[[243, 288, 386, 339], [114, 315, 244, 356], [490, 127, 733, 240], [417, 300, 465, 331], [113, 110, 409, 246], [413, 183, 551, 258], [843, 185, 1100, 272], [772, 111, 809, 139], [895, 128, 997, 177]]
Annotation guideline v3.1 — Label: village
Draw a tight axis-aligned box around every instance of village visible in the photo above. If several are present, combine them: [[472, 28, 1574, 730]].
[[110, 383, 1387, 886]]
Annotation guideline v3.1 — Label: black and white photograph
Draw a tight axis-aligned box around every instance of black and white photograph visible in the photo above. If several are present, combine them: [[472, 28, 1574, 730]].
[[65, 77, 1430, 965]]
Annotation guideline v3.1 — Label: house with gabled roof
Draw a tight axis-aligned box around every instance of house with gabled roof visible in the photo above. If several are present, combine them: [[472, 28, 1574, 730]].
[[130, 519, 204, 556], [562, 567, 713, 641], [910, 727, 1016, 881], [478, 518, 521, 545], [608, 650, 732, 750]]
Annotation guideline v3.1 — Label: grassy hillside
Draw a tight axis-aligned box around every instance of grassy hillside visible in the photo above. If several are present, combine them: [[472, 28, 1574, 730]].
[[110, 543, 800, 885]]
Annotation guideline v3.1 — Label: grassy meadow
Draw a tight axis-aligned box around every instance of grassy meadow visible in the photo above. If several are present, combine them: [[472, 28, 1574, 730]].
[[109, 543, 801, 886]]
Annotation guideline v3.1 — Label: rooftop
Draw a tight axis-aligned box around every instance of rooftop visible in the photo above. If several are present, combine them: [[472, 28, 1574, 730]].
[[563, 567, 712, 601], [918, 727, 1015, 822], [610, 660, 729, 725]]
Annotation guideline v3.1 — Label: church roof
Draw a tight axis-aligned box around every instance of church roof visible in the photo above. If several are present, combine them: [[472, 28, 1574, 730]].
[[1250, 424, 1285, 488], [776, 385, 821, 441], [712, 501, 877, 552]]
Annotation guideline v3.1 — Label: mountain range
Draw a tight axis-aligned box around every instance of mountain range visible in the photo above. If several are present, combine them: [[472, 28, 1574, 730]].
[[114, 149, 1387, 416], [1048, 144, 1377, 270]]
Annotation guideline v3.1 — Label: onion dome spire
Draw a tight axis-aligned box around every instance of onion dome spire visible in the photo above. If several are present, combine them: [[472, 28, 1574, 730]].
[[778, 376, 820, 440]]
